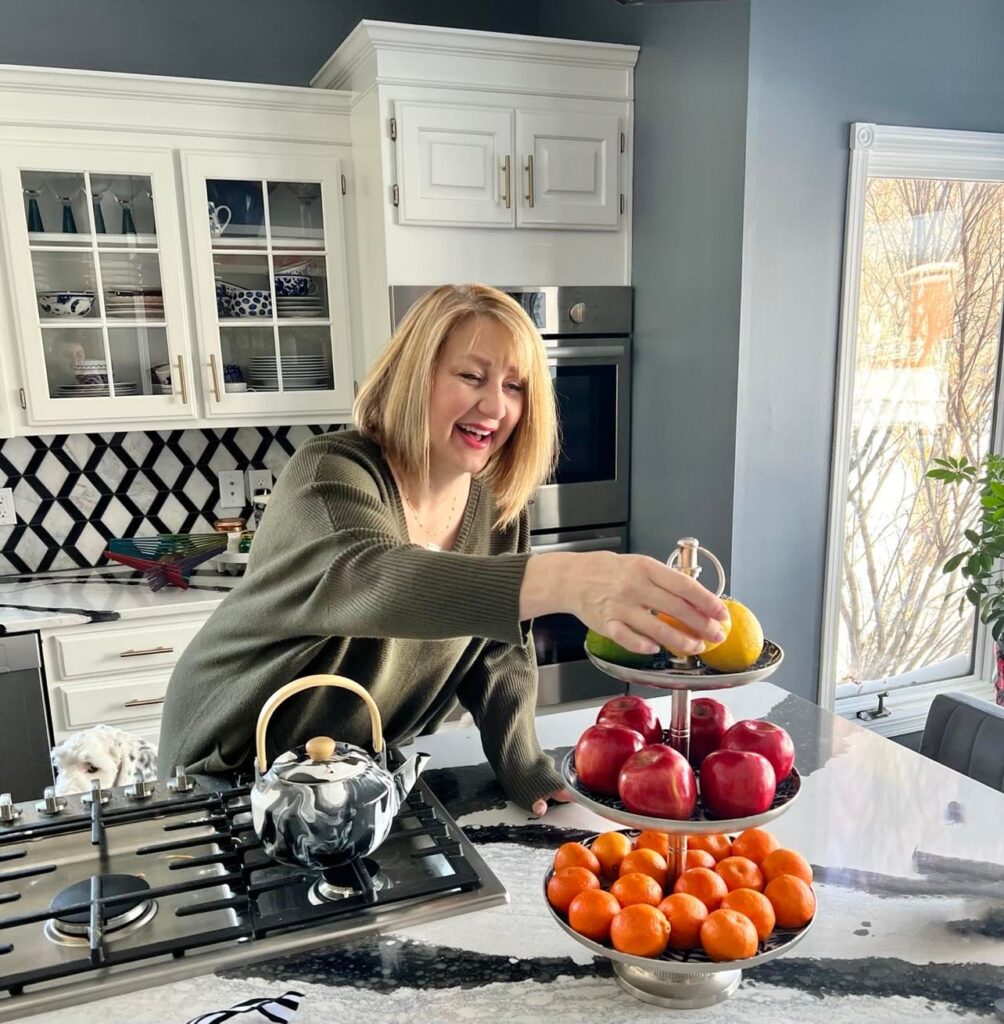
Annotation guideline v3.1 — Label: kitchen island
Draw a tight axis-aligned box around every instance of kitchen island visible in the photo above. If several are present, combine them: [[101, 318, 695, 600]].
[[28, 682, 1004, 1024]]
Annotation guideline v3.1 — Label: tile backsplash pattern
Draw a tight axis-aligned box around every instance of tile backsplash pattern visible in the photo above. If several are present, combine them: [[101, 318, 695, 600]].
[[0, 426, 340, 574]]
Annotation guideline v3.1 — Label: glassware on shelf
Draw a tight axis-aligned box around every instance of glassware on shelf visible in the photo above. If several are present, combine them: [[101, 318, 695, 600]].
[[90, 185, 108, 234], [286, 182, 320, 233], [24, 189, 44, 233], [52, 184, 78, 234], [119, 199, 137, 235]]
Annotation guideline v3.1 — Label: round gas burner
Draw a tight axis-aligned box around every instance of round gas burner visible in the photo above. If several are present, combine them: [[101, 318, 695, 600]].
[[309, 859, 387, 904], [46, 874, 157, 944]]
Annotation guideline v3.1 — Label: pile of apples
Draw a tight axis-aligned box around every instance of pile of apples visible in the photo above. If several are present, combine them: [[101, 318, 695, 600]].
[[574, 695, 795, 820]]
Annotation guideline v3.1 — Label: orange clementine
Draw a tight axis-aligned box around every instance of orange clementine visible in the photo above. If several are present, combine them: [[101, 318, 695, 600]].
[[635, 830, 670, 859], [619, 848, 669, 890], [656, 611, 729, 658], [687, 834, 732, 862], [672, 866, 729, 911], [730, 828, 780, 866], [715, 855, 765, 893], [721, 888, 775, 941], [764, 875, 816, 928], [684, 848, 717, 871], [546, 865, 600, 914], [591, 831, 633, 879], [700, 908, 759, 961], [568, 888, 621, 943], [610, 871, 664, 908], [761, 848, 813, 886], [553, 841, 602, 875], [657, 892, 709, 950], [610, 903, 671, 958]]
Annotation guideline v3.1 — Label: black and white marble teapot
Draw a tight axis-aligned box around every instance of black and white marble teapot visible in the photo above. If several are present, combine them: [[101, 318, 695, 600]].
[[250, 674, 430, 870]]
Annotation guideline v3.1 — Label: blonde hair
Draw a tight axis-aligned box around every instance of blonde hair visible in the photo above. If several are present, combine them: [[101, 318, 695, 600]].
[[353, 284, 558, 528]]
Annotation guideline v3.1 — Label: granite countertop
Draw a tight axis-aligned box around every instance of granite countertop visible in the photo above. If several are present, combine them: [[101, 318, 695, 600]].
[[29, 682, 1004, 1024], [0, 566, 238, 633]]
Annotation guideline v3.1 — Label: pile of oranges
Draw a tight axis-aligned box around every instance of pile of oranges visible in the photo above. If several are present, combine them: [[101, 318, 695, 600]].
[[546, 827, 815, 962]]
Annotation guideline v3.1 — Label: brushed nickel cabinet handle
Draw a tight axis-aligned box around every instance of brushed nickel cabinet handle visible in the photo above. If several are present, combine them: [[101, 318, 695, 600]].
[[175, 354, 188, 405], [119, 646, 174, 658], [525, 154, 535, 208], [502, 155, 511, 209], [209, 353, 222, 402], [124, 696, 166, 708]]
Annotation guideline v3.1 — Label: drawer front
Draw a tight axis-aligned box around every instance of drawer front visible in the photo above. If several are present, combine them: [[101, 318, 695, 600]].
[[52, 619, 204, 681], [56, 677, 168, 730]]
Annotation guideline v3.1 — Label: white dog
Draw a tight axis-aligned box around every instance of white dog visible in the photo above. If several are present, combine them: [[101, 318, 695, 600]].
[[51, 724, 158, 796]]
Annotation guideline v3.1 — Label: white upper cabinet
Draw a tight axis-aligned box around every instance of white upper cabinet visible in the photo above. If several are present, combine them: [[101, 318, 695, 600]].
[[515, 110, 621, 230], [395, 103, 515, 227]]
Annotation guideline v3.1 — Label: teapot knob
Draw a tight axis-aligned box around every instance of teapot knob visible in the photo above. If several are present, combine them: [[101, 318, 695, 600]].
[[305, 736, 336, 762]]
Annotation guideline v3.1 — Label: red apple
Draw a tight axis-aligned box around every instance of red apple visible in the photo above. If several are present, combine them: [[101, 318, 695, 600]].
[[720, 719, 795, 782], [688, 697, 734, 768], [574, 723, 646, 796], [700, 749, 777, 819], [596, 695, 663, 744], [617, 744, 697, 819]]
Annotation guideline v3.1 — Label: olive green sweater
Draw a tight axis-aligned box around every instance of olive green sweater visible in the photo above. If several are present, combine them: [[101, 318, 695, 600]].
[[158, 429, 564, 808]]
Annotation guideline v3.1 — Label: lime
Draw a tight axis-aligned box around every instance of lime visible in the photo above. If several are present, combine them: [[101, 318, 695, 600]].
[[585, 628, 653, 668]]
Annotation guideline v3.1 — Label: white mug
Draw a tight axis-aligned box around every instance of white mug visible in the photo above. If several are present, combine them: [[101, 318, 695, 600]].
[[208, 202, 232, 237]]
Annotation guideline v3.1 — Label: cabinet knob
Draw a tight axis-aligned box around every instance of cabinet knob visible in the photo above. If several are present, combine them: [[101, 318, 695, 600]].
[[568, 302, 588, 324]]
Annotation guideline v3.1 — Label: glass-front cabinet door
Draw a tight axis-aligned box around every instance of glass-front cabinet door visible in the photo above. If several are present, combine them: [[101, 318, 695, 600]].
[[183, 152, 354, 417], [0, 145, 194, 425]]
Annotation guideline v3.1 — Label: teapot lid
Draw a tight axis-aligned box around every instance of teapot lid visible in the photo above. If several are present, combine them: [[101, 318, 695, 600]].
[[269, 736, 372, 785]]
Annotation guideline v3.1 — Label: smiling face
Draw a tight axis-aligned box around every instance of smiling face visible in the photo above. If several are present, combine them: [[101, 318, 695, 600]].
[[427, 315, 526, 479]]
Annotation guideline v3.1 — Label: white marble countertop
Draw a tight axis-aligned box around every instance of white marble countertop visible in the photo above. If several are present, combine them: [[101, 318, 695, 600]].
[[0, 567, 237, 633], [24, 682, 1004, 1024]]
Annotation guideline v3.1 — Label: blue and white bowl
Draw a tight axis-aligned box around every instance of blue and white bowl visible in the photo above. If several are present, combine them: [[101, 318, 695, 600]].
[[229, 288, 272, 318], [38, 291, 95, 317], [274, 274, 310, 297]]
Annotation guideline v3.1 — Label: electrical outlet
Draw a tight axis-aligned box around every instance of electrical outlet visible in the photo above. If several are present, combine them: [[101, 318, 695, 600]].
[[0, 488, 15, 526], [246, 468, 273, 501], [218, 471, 245, 509]]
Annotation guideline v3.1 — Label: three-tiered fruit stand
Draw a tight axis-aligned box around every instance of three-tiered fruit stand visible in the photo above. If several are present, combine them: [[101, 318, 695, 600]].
[[545, 538, 814, 1009]]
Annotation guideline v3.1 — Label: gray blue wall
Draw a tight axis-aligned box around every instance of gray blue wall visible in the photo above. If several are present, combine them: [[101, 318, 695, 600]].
[[0, 0, 538, 85], [538, 0, 750, 585], [733, 0, 1004, 700]]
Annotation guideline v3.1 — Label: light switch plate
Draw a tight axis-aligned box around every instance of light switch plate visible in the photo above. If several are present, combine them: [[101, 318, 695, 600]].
[[218, 471, 244, 509], [246, 468, 273, 500], [0, 488, 14, 525]]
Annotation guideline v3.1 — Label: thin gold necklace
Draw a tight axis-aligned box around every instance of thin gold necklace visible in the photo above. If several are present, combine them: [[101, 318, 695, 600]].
[[400, 484, 460, 551]]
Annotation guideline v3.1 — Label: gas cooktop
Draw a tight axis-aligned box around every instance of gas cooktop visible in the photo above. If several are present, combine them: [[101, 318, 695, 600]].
[[0, 757, 506, 1021]]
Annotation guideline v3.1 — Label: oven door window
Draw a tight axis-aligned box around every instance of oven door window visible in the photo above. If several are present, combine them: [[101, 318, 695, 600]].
[[550, 364, 618, 484], [533, 612, 589, 666]]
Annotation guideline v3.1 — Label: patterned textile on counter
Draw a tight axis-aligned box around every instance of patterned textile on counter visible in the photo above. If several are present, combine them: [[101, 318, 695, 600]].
[[184, 990, 303, 1023]]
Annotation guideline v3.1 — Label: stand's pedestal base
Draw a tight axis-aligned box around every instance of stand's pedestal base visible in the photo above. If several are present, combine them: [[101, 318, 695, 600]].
[[613, 962, 742, 1008]]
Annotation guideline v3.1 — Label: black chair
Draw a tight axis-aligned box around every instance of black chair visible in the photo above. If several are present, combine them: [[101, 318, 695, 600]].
[[920, 692, 1004, 793]]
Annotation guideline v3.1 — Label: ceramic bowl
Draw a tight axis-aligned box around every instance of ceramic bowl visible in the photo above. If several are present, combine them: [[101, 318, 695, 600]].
[[274, 274, 310, 297], [224, 382, 249, 393], [75, 372, 109, 385], [228, 288, 272, 318], [38, 291, 95, 317]]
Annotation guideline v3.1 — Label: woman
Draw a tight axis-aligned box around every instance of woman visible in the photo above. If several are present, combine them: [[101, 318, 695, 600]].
[[159, 284, 728, 814]]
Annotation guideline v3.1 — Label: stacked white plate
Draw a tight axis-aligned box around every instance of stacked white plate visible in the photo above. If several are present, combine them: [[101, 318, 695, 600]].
[[57, 381, 140, 398], [276, 295, 324, 318], [248, 355, 330, 391], [105, 289, 165, 319]]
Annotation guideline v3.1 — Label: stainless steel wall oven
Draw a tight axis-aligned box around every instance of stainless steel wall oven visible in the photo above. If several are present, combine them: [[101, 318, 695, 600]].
[[389, 285, 633, 707]]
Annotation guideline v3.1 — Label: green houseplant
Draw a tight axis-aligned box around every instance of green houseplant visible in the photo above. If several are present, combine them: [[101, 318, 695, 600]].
[[927, 453, 1004, 705]]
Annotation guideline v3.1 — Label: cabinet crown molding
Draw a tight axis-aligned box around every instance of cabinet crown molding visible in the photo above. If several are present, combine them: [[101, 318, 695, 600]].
[[312, 20, 639, 101]]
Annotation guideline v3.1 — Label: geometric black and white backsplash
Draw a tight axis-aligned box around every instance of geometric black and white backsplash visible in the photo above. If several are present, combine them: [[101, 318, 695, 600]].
[[0, 425, 340, 574]]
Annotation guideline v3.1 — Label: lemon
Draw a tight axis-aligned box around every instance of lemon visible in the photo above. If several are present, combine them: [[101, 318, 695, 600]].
[[699, 599, 764, 673], [656, 611, 731, 659], [585, 629, 654, 668]]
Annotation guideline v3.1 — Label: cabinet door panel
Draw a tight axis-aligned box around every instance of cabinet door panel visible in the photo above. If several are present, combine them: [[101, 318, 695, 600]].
[[395, 102, 514, 227], [516, 110, 621, 230]]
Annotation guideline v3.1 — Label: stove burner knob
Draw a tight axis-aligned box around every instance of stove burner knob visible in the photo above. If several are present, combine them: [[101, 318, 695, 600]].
[[126, 771, 157, 800], [167, 765, 195, 794], [0, 793, 21, 823], [35, 786, 67, 816], [568, 301, 588, 324], [81, 779, 110, 805]]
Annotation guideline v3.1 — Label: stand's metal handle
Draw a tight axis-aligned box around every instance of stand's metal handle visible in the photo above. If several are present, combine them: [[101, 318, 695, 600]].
[[667, 537, 726, 596]]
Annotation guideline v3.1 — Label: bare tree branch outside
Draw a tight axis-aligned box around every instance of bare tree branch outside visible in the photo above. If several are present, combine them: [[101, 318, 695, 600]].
[[837, 177, 1004, 686]]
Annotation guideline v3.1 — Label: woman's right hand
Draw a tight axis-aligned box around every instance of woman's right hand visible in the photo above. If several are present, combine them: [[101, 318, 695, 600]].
[[521, 550, 730, 655]]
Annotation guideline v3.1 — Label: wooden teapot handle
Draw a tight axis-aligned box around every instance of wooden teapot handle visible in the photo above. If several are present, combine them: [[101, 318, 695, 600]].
[[255, 674, 384, 773]]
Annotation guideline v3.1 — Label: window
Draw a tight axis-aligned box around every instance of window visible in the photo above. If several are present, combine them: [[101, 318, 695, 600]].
[[821, 124, 1004, 730]]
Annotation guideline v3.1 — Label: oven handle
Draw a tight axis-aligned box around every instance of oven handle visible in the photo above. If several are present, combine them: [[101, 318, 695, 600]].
[[531, 536, 625, 554], [545, 345, 625, 361]]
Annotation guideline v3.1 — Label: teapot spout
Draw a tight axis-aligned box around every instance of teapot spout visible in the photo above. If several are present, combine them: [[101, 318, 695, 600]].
[[393, 752, 431, 804]]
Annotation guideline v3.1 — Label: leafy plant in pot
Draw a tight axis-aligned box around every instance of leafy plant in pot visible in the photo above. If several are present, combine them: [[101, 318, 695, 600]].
[[927, 453, 1004, 706]]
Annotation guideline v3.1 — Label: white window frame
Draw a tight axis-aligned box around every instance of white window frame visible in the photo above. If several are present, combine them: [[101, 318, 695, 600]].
[[820, 123, 1004, 736]]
